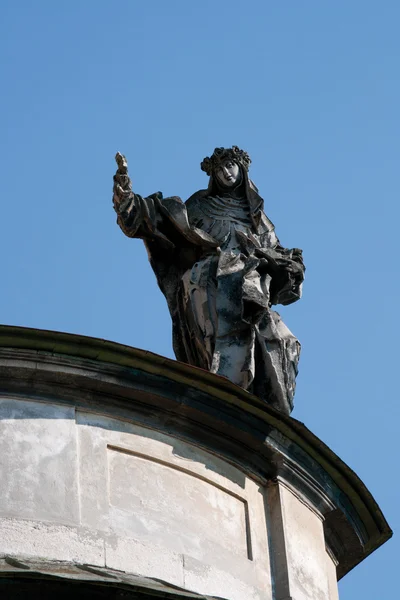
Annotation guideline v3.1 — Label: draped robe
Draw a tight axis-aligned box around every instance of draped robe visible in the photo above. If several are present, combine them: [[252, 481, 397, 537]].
[[116, 182, 304, 415]]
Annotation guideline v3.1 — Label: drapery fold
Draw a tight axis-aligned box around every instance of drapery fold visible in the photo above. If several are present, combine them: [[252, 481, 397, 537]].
[[116, 188, 304, 414]]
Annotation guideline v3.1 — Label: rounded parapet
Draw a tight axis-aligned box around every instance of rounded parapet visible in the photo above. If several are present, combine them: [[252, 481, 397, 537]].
[[0, 325, 391, 600]]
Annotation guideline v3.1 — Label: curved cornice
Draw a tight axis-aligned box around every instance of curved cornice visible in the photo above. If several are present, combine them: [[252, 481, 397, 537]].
[[0, 324, 392, 579]]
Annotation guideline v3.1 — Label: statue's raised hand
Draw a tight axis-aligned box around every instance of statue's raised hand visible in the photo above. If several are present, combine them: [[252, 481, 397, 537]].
[[113, 152, 133, 211]]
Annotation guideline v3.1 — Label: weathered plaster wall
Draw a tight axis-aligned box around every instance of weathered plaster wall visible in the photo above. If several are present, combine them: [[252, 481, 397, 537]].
[[266, 482, 339, 600], [0, 327, 391, 599], [0, 397, 274, 600]]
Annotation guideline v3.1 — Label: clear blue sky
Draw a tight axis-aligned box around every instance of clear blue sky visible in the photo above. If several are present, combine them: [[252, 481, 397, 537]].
[[0, 1, 398, 597]]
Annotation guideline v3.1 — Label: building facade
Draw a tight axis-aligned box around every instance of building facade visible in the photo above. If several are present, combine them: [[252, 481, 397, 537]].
[[0, 326, 391, 599]]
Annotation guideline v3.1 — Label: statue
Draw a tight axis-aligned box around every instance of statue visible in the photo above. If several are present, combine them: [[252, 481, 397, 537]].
[[112, 147, 305, 414]]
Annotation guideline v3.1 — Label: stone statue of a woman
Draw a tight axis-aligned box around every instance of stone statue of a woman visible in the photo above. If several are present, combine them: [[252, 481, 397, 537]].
[[112, 146, 305, 414]]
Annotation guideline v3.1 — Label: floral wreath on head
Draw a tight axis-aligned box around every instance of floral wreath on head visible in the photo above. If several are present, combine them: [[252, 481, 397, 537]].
[[200, 146, 251, 176]]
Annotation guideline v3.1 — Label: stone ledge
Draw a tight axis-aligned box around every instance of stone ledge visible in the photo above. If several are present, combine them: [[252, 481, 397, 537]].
[[0, 556, 219, 599], [0, 324, 392, 583]]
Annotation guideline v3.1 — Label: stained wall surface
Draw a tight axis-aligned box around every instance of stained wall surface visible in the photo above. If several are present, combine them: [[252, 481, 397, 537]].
[[0, 397, 272, 599], [0, 395, 342, 600], [0, 329, 391, 599]]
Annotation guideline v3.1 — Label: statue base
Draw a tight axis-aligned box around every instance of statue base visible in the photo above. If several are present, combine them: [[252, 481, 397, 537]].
[[0, 326, 391, 600]]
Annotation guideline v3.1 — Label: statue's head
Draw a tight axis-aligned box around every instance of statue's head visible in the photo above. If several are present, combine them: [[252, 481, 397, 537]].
[[194, 145, 265, 225], [201, 146, 251, 189]]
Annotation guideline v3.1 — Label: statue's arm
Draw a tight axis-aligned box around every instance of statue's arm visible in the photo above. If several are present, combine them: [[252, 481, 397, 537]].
[[267, 243, 305, 306], [255, 225, 305, 306], [112, 152, 164, 240]]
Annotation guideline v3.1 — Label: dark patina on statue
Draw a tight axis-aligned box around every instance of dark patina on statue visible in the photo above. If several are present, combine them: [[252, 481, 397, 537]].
[[113, 147, 305, 414]]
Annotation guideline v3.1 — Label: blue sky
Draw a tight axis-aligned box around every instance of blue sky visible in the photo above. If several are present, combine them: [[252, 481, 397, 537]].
[[0, 1, 398, 597]]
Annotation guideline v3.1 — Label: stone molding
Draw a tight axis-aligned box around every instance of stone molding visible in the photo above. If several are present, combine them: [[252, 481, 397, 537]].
[[0, 324, 392, 593]]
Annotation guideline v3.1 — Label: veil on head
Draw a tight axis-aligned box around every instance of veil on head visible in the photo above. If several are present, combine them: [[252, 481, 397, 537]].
[[187, 146, 270, 231]]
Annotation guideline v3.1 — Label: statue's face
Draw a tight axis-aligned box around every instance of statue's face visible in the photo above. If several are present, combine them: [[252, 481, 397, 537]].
[[215, 160, 240, 187]]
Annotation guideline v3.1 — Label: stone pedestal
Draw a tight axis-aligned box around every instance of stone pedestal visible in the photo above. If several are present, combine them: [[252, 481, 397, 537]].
[[0, 326, 391, 599]]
